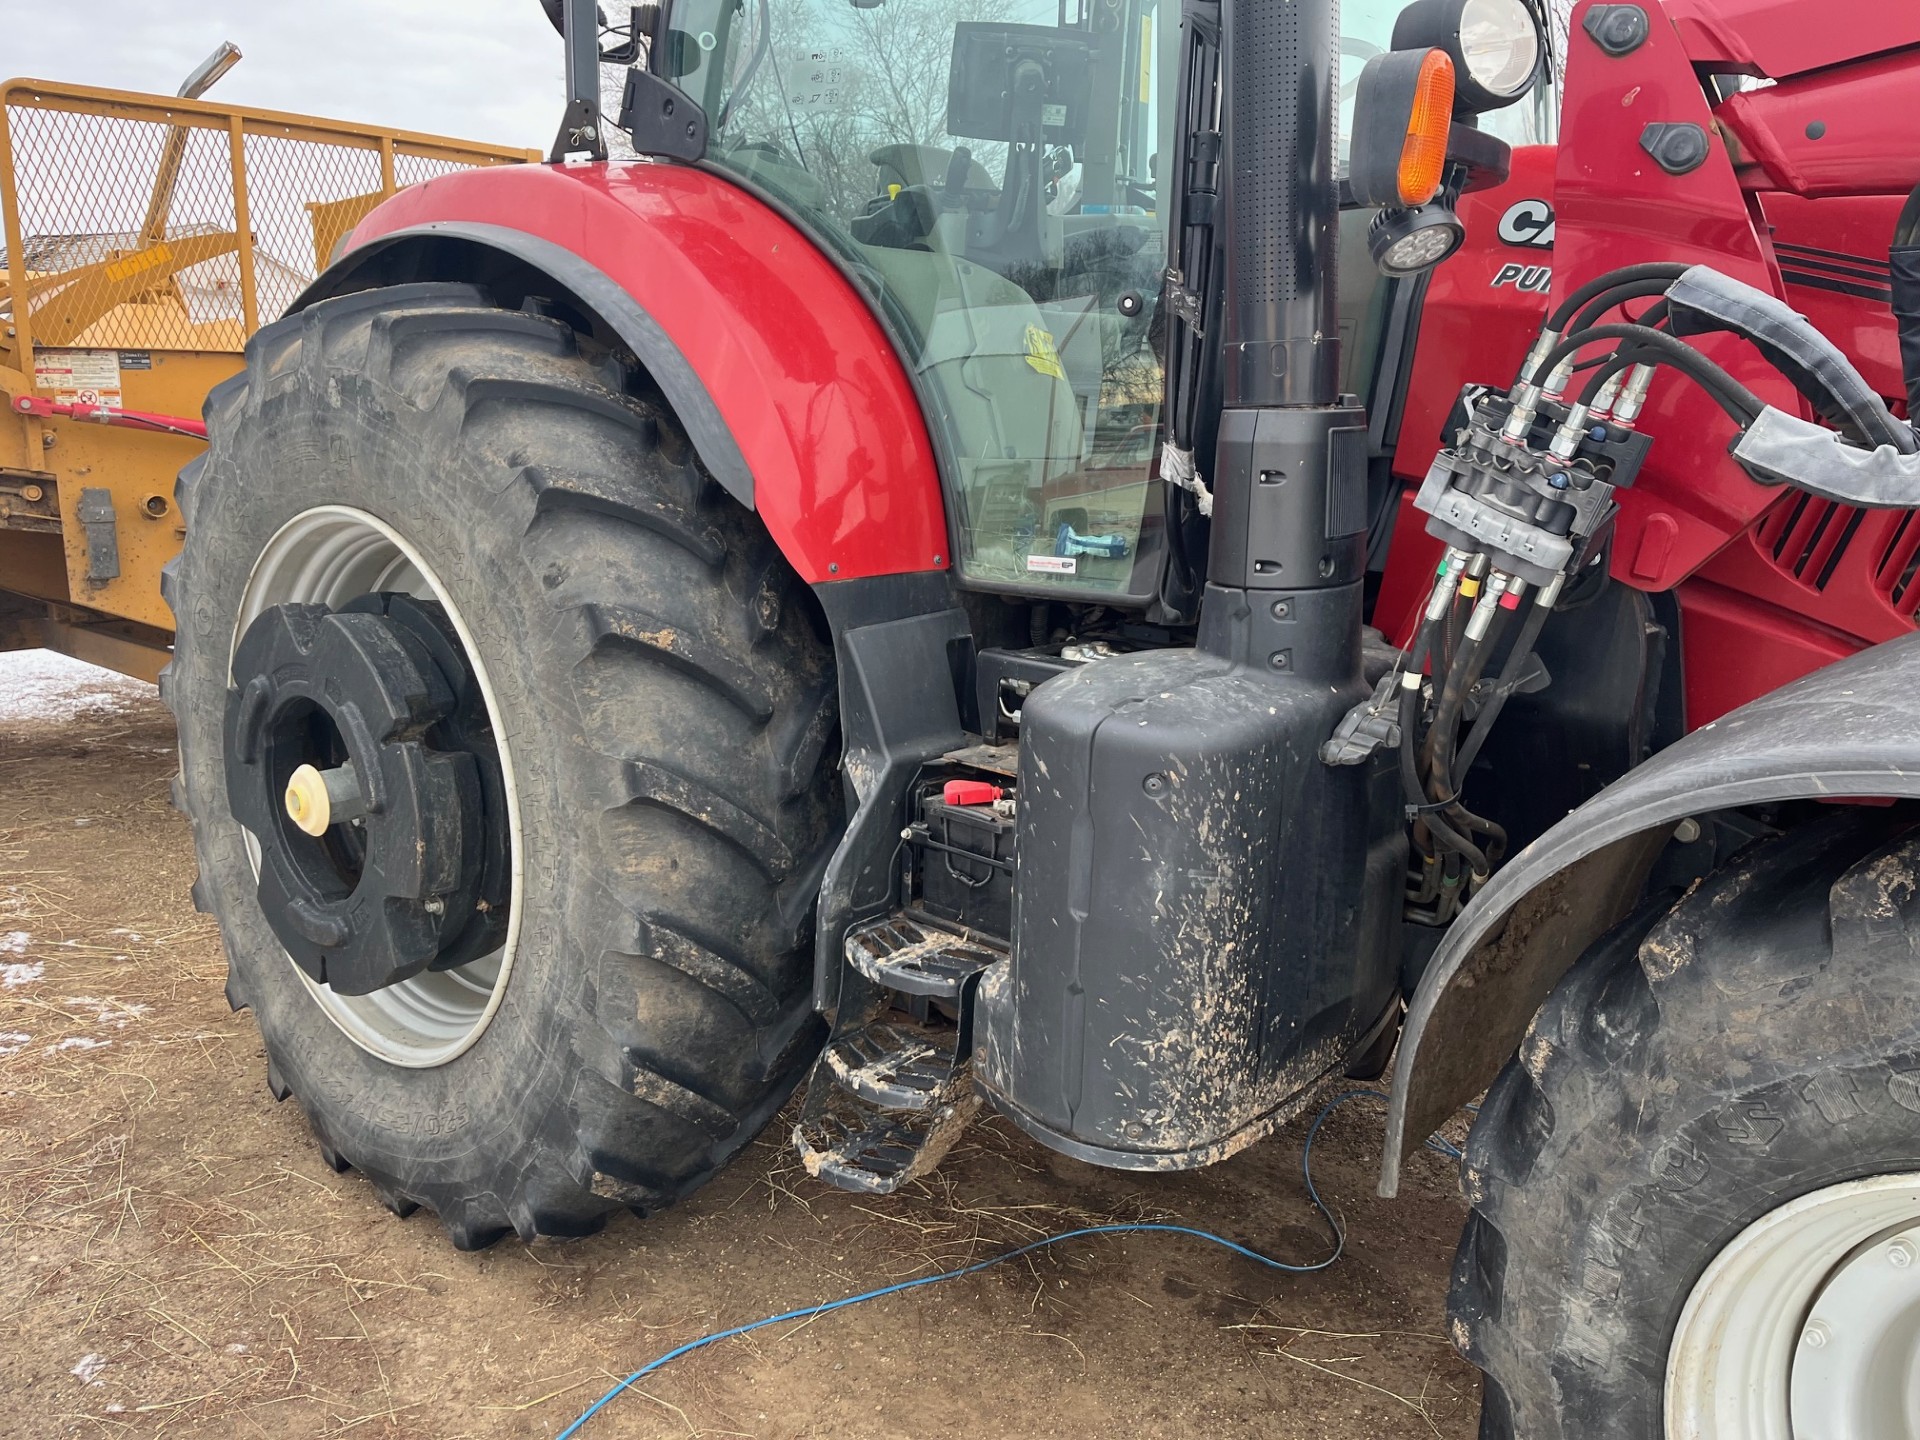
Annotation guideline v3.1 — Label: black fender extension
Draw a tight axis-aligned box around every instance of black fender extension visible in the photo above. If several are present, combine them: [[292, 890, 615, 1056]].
[[1382, 628, 1920, 1195]]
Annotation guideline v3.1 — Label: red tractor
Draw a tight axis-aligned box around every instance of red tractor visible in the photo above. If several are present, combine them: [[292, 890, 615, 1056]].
[[163, 0, 1920, 1431]]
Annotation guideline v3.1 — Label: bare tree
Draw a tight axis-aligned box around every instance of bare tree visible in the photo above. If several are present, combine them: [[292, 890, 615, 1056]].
[[718, 0, 1022, 220]]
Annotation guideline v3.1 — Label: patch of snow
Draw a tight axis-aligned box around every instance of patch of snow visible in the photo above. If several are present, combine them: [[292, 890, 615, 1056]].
[[225, 1342, 249, 1355], [63, 996, 151, 1028], [0, 1033, 31, 1057], [2, 960, 43, 989], [49, 1036, 110, 1052], [2, 931, 31, 953], [0, 650, 152, 724], [71, 1354, 108, 1385]]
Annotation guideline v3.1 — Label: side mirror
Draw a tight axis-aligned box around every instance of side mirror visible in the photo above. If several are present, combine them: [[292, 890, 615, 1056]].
[[1391, 0, 1543, 116]]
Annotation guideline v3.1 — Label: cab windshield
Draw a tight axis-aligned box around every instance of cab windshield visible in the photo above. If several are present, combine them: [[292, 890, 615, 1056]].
[[661, 0, 1553, 600]]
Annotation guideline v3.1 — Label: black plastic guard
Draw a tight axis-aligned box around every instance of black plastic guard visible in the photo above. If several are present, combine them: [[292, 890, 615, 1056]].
[[1893, 242, 1920, 426], [977, 583, 1403, 1169], [1381, 629, 1920, 1195]]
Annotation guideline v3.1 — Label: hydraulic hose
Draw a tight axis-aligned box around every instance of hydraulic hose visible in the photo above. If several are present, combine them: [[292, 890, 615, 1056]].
[[1893, 182, 1920, 432], [1425, 602, 1509, 792], [1455, 597, 1553, 779], [1546, 263, 1691, 334], [1534, 323, 1766, 424], [1421, 625, 1492, 784], [1564, 278, 1679, 342], [1400, 679, 1491, 878], [1577, 347, 1659, 408]]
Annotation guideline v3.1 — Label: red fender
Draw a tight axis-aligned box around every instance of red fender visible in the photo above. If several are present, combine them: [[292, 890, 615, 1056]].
[[339, 162, 949, 585]]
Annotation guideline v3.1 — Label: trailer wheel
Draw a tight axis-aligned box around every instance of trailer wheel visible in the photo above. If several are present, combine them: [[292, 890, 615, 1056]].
[[162, 282, 839, 1247], [1451, 809, 1920, 1438]]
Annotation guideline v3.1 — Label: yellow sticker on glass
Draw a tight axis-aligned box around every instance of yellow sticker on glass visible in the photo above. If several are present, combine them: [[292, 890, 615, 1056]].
[[1024, 324, 1065, 380]]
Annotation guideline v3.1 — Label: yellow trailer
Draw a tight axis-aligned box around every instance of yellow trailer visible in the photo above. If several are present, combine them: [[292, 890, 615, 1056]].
[[0, 74, 535, 681]]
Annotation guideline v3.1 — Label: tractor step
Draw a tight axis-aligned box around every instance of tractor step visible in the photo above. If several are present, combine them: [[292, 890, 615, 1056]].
[[795, 913, 1007, 1194], [843, 913, 1002, 1000], [825, 1021, 959, 1111], [794, 1076, 981, 1195]]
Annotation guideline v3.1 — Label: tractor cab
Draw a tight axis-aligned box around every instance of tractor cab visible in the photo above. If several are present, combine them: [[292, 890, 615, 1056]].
[[655, 0, 1551, 605]]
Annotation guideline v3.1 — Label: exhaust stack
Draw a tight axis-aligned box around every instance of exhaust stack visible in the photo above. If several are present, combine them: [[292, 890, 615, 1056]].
[[975, 0, 1399, 1171]]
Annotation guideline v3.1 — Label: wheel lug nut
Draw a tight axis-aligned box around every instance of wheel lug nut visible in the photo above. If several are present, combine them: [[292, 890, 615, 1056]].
[[1801, 1320, 1831, 1349], [1889, 1239, 1916, 1269]]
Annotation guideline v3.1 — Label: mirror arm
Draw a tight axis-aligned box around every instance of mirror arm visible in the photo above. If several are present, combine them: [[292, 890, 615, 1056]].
[[551, 0, 611, 162]]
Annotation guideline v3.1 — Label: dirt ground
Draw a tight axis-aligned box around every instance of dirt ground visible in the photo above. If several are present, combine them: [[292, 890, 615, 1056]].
[[0, 651, 1481, 1439]]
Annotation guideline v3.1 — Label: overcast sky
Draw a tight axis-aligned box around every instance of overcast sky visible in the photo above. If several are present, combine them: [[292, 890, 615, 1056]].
[[2, 0, 566, 150]]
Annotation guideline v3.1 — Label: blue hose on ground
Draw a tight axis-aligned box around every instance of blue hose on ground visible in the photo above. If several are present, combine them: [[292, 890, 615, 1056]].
[[556, 1087, 1456, 1438]]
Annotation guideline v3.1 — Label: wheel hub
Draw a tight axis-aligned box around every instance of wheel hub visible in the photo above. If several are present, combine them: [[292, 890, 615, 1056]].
[[1667, 1172, 1920, 1440], [1792, 1222, 1920, 1438], [223, 592, 509, 995]]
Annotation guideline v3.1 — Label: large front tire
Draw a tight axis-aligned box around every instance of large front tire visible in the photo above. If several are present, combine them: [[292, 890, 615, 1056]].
[[163, 283, 840, 1248], [1451, 809, 1920, 1437]]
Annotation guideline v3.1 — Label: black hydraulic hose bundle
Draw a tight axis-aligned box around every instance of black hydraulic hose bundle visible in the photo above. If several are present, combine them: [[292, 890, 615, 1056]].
[[1400, 677, 1491, 880], [1545, 263, 1690, 334], [1892, 183, 1920, 433], [1397, 601, 1507, 884], [1562, 278, 1679, 342], [1531, 321, 1766, 423], [1425, 604, 1511, 866], [1456, 598, 1552, 779]]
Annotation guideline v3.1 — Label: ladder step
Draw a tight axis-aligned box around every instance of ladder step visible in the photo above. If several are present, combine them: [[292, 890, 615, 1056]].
[[793, 1081, 980, 1196], [825, 1021, 959, 1112], [843, 914, 1003, 1000]]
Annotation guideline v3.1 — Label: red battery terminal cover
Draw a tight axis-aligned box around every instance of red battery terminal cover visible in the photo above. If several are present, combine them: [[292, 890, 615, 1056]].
[[942, 779, 1003, 806]]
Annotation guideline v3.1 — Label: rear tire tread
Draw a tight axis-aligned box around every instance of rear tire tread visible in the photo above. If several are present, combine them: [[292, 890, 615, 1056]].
[[165, 284, 839, 1249]]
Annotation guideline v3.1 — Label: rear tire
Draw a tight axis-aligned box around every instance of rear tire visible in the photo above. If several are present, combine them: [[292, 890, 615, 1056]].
[[1451, 808, 1920, 1437], [162, 282, 840, 1247]]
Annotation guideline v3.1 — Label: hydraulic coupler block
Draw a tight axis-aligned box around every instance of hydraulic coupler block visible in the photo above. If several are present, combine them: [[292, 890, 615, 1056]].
[[1417, 385, 1653, 585]]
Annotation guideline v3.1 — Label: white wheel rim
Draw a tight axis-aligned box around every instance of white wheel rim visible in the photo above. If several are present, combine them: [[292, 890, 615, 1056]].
[[232, 505, 524, 1068], [1666, 1172, 1920, 1440]]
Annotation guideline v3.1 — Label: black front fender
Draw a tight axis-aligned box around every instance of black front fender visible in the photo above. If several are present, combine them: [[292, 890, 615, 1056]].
[[1381, 629, 1920, 1195]]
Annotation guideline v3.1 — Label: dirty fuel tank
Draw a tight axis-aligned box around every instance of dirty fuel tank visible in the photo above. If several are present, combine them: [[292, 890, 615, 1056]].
[[974, 584, 1402, 1169]]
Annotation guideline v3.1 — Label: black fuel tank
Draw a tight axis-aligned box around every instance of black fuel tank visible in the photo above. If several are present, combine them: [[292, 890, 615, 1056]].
[[974, 584, 1402, 1168]]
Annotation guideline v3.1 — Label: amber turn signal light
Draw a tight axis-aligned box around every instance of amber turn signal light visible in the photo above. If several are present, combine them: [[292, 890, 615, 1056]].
[[1347, 48, 1458, 210], [1399, 50, 1456, 205]]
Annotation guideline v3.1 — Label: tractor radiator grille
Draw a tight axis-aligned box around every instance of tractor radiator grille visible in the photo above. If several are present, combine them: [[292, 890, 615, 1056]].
[[1875, 511, 1920, 614], [1751, 491, 1920, 627], [1757, 493, 1865, 591]]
